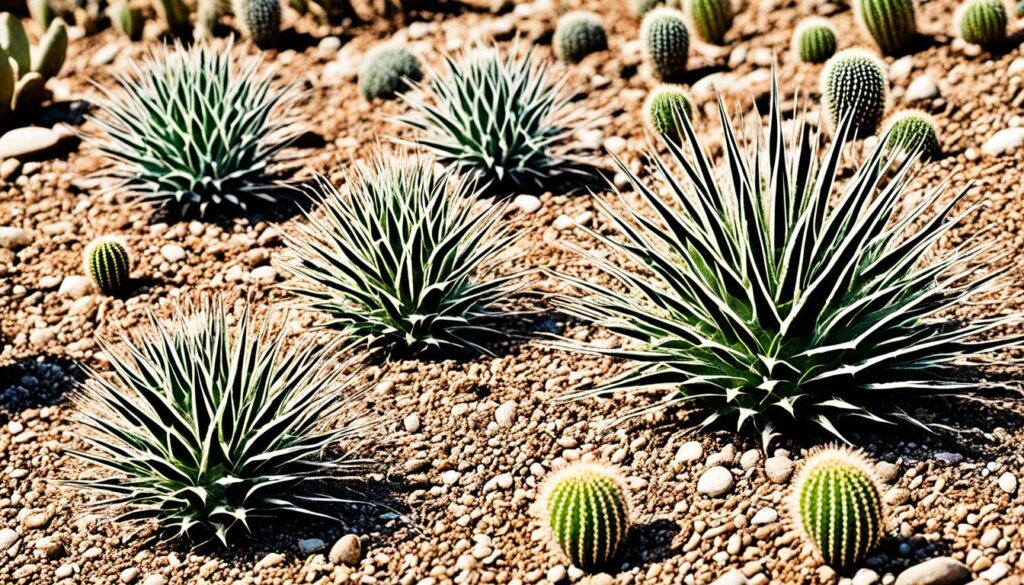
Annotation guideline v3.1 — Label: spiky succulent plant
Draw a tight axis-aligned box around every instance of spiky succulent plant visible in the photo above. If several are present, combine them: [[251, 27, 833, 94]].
[[87, 43, 301, 217], [233, 0, 281, 48], [792, 17, 838, 63], [554, 11, 608, 63], [643, 83, 693, 141], [281, 155, 524, 355], [883, 109, 940, 158], [792, 446, 885, 570], [395, 44, 591, 191], [855, 0, 917, 55], [956, 0, 1010, 48], [642, 7, 690, 82], [552, 71, 1024, 445], [821, 48, 888, 138], [67, 298, 374, 544], [84, 236, 131, 295], [686, 0, 733, 45], [540, 462, 631, 569], [359, 45, 422, 101]]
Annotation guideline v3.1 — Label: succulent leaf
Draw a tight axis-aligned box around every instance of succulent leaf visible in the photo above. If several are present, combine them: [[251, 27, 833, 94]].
[[31, 17, 67, 81], [0, 13, 31, 75]]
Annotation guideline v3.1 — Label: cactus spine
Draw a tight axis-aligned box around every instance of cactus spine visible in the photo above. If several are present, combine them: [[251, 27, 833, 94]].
[[0, 15, 66, 128], [686, 0, 732, 45], [642, 7, 690, 82], [957, 0, 1010, 48], [233, 0, 281, 49], [792, 446, 885, 570], [855, 0, 917, 55], [554, 11, 608, 63], [820, 48, 889, 139], [643, 84, 694, 141], [84, 237, 131, 295], [110, 1, 144, 41], [883, 109, 940, 158], [540, 462, 630, 569], [792, 17, 838, 63]]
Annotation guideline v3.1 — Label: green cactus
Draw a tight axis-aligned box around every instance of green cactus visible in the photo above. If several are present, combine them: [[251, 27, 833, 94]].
[[233, 0, 281, 49], [792, 446, 885, 571], [155, 0, 190, 36], [29, 0, 55, 31], [554, 11, 608, 63], [792, 17, 838, 63], [84, 237, 131, 295], [643, 84, 693, 141], [855, 0, 917, 55], [0, 15, 66, 129], [359, 45, 422, 101], [883, 109, 940, 159], [820, 48, 888, 139], [630, 0, 663, 17], [540, 462, 630, 569], [957, 0, 1009, 48], [686, 0, 732, 45], [642, 7, 689, 82], [110, 1, 143, 41]]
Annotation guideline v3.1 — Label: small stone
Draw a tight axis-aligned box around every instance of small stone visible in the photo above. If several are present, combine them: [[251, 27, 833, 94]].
[[547, 565, 567, 583], [160, 244, 186, 263], [979, 528, 1000, 548], [69, 296, 98, 317], [904, 76, 938, 103], [710, 569, 749, 585], [22, 510, 53, 529], [982, 128, 1024, 157], [55, 564, 75, 578], [0, 158, 20, 180], [0, 226, 33, 249], [978, 563, 1010, 583], [934, 452, 962, 464], [255, 552, 285, 571], [404, 413, 420, 433], [297, 538, 325, 555], [142, 576, 167, 585], [329, 534, 361, 566], [853, 568, 880, 585], [697, 466, 734, 497], [90, 44, 120, 67], [0, 528, 19, 550], [1010, 57, 1024, 75], [875, 461, 899, 484], [120, 567, 140, 583], [894, 557, 971, 585], [317, 36, 342, 59], [603, 136, 627, 155], [750, 508, 778, 525], [495, 401, 517, 427], [889, 56, 913, 82], [0, 127, 62, 159], [513, 194, 542, 213], [250, 266, 278, 285], [674, 440, 703, 464], [997, 471, 1017, 494], [59, 275, 93, 299], [739, 449, 760, 469], [552, 215, 576, 230], [764, 456, 793, 484]]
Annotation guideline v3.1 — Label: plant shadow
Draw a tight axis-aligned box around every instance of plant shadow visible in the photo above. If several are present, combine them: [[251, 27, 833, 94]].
[[0, 353, 83, 413], [614, 518, 682, 568]]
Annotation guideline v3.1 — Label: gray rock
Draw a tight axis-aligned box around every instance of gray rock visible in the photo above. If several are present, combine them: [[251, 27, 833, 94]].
[[894, 557, 971, 585], [934, 452, 963, 464], [0, 226, 33, 249], [0, 127, 62, 160], [697, 466, 734, 497], [329, 534, 361, 566], [297, 537, 325, 555]]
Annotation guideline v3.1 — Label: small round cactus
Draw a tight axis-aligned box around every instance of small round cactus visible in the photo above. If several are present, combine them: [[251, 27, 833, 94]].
[[84, 237, 131, 295], [630, 0, 663, 17], [792, 17, 838, 64], [855, 0, 917, 56], [233, 0, 281, 49], [686, 0, 733, 45], [820, 48, 889, 139], [644, 84, 694, 141], [791, 446, 885, 571], [642, 7, 690, 82], [110, 1, 144, 41], [883, 109, 940, 158], [956, 0, 1010, 48], [554, 11, 608, 63], [539, 461, 631, 569], [359, 45, 423, 101]]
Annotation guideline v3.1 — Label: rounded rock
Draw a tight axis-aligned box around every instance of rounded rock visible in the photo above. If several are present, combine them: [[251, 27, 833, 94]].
[[697, 466, 734, 497]]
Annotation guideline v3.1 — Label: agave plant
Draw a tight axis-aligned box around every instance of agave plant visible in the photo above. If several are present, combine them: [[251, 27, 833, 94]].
[[280, 155, 525, 355], [395, 44, 591, 192], [68, 298, 374, 544], [552, 72, 1023, 445], [86, 43, 302, 217]]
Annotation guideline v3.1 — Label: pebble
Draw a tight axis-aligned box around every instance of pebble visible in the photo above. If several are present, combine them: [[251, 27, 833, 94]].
[[0, 127, 62, 159], [764, 456, 793, 484], [997, 471, 1017, 494], [934, 452, 962, 464], [674, 440, 704, 464], [0, 226, 33, 249], [59, 275, 93, 299], [552, 215, 576, 230], [255, 552, 285, 571], [904, 76, 938, 102], [55, 564, 75, 578], [710, 569, 749, 585], [889, 56, 913, 82], [495, 400, 517, 427], [142, 576, 167, 585], [297, 537, 325, 555], [740, 449, 760, 469], [404, 413, 421, 433], [120, 567, 140, 583], [547, 565, 567, 583], [0, 527, 18, 550], [875, 461, 899, 484], [981, 128, 1024, 157], [1010, 57, 1024, 75], [0, 158, 20, 179], [750, 508, 778, 525], [978, 563, 1010, 583], [250, 265, 278, 284], [513, 194, 542, 213], [160, 244, 186, 263], [329, 534, 361, 566], [894, 557, 971, 585], [603, 137, 627, 155], [853, 568, 881, 585], [22, 510, 53, 529], [697, 466, 734, 497]]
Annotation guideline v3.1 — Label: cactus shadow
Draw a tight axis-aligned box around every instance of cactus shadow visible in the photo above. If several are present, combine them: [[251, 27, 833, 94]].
[[615, 518, 682, 568], [0, 353, 83, 413], [901, 33, 944, 56], [278, 28, 326, 53]]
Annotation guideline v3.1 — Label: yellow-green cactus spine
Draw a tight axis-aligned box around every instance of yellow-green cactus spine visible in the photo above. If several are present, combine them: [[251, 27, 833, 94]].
[[233, 0, 281, 49], [791, 446, 885, 571], [84, 237, 131, 295], [686, 0, 732, 45], [554, 11, 608, 63], [642, 7, 689, 82], [956, 0, 1010, 48], [540, 462, 630, 569], [883, 109, 940, 159], [820, 48, 888, 139], [792, 17, 838, 64], [110, 1, 144, 41], [855, 0, 917, 55], [643, 84, 693, 141]]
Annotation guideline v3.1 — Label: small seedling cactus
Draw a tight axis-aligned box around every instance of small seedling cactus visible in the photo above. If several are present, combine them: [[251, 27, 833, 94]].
[[0, 14, 67, 129], [792, 17, 838, 63], [554, 11, 608, 63], [110, 1, 143, 41], [233, 0, 281, 49], [791, 446, 885, 570], [855, 0, 917, 55], [686, 0, 732, 45], [539, 462, 630, 569], [84, 237, 131, 295], [883, 109, 940, 158], [29, 0, 55, 31], [155, 0, 190, 36], [359, 45, 423, 101], [820, 48, 888, 139], [956, 0, 1010, 48], [643, 84, 693, 140], [642, 7, 690, 82]]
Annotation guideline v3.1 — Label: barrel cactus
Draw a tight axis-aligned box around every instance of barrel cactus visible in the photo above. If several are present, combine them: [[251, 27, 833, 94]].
[[855, 0, 917, 55], [686, 0, 732, 44], [820, 48, 888, 138], [792, 446, 885, 570], [792, 17, 838, 63], [0, 14, 67, 129], [540, 462, 631, 569], [643, 84, 693, 141], [84, 237, 131, 295], [630, 0, 663, 17], [359, 45, 422, 101], [956, 0, 1010, 48], [642, 7, 689, 82], [110, 1, 143, 41], [233, 0, 281, 48], [883, 109, 940, 158], [554, 11, 608, 63]]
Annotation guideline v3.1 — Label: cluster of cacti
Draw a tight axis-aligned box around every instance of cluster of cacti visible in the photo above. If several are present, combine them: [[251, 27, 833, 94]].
[[792, 447, 886, 570], [641, 7, 690, 81], [0, 14, 67, 129], [554, 11, 608, 63], [84, 237, 131, 295], [956, 0, 1010, 47], [855, 0, 917, 55], [540, 462, 631, 569], [686, 0, 732, 44], [792, 17, 838, 63], [232, 0, 281, 48], [643, 83, 693, 140], [883, 109, 940, 158], [109, 0, 143, 41], [821, 48, 888, 138], [359, 45, 423, 101]]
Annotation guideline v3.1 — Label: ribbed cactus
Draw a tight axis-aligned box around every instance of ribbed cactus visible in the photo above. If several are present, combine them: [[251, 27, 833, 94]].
[[0, 15, 66, 129], [792, 446, 885, 570], [84, 237, 131, 295], [110, 1, 143, 41], [686, 0, 732, 44], [540, 462, 631, 569], [359, 45, 423, 101], [883, 109, 940, 158], [554, 11, 608, 63], [631, 0, 663, 17], [956, 0, 1009, 48], [29, 0, 55, 31], [233, 0, 281, 49], [642, 7, 689, 82], [820, 48, 888, 139], [643, 84, 693, 141], [792, 17, 838, 63], [855, 0, 917, 55], [155, 0, 190, 36]]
